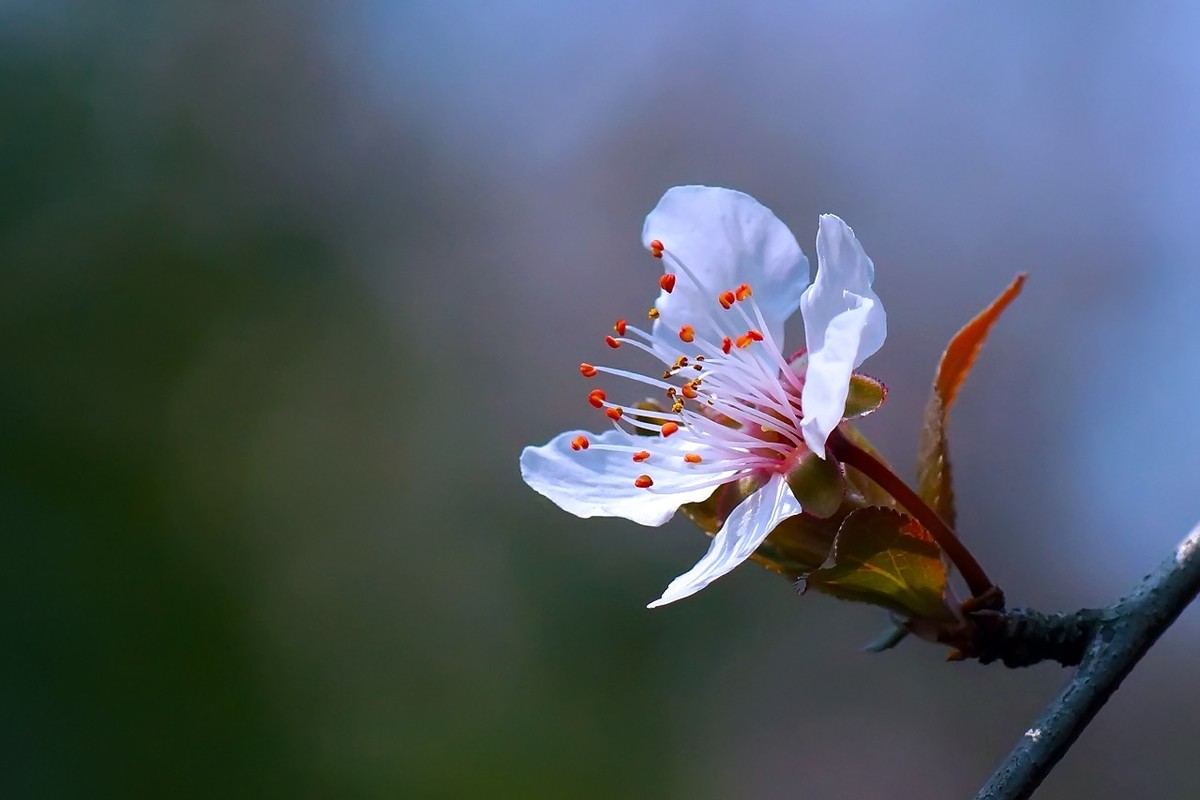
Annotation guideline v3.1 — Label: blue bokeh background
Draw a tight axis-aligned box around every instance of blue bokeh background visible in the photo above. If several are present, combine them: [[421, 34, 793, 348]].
[[4, 2, 1199, 797]]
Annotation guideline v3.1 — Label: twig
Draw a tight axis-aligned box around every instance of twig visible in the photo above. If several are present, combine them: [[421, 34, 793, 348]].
[[974, 521, 1200, 799], [965, 607, 1108, 668]]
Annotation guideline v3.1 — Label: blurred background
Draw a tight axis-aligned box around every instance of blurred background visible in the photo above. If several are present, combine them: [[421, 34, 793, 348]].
[[4, 1, 1199, 797]]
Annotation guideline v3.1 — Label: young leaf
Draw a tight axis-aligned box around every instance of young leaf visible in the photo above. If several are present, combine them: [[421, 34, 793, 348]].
[[916, 274, 1026, 528], [806, 507, 953, 621], [838, 423, 899, 509], [862, 618, 911, 652]]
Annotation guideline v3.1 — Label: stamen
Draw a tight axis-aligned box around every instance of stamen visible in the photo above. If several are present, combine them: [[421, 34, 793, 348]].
[[721, 337, 732, 354], [660, 421, 680, 437], [747, 329, 764, 341], [648, 239, 664, 258], [570, 435, 590, 451], [588, 389, 607, 408], [735, 333, 754, 349], [613, 319, 627, 336], [684, 453, 703, 464], [647, 307, 659, 319], [605, 407, 623, 421], [735, 283, 752, 301], [605, 335, 621, 349], [679, 325, 695, 343], [681, 382, 699, 399], [673, 356, 689, 370], [591, 365, 674, 392], [635, 474, 654, 488], [719, 290, 735, 309], [671, 400, 684, 413], [579, 363, 598, 378], [632, 450, 651, 462], [659, 274, 676, 293]]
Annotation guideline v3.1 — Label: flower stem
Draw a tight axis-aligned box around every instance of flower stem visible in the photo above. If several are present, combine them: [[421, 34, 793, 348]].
[[826, 427, 997, 600]]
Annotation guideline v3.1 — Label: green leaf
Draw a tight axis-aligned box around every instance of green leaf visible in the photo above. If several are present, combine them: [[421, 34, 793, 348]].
[[843, 373, 887, 419], [786, 452, 845, 518], [916, 274, 1025, 528], [806, 507, 953, 621]]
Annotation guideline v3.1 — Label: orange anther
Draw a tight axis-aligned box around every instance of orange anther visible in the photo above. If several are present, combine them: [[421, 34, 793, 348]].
[[679, 325, 695, 343], [570, 435, 590, 451], [634, 474, 654, 488], [735, 283, 753, 301], [747, 329, 764, 341], [647, 307, 660, 319], [648, 239, 664, 258], [632, 450, 651, 463], [721, 337, 733, 354], [681, 383, 699, 399], [605, 335, 621, 349], [736, 334, 753, 349], [659, 274, 676, 293], [660, 421, 680, 437], [683, 453, 703, 464], [588, 389, 607, 408], [579, 362, 598, 378], [718, 290, 735, 310], [613, 318, 627, 336], [605, 407, 623, 421]]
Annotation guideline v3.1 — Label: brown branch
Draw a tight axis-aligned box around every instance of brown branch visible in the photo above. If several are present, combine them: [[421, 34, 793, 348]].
[[974, 521, 1200, 799]]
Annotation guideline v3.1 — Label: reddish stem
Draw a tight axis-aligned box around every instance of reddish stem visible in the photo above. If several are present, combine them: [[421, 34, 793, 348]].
[[826, 428, 996, 600]]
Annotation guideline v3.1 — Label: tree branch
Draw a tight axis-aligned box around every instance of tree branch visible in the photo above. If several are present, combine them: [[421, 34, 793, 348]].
[[974, 521, 1200, 799]]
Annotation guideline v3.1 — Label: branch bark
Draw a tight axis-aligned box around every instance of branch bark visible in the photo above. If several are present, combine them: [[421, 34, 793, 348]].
[[974, 521, 1200, 799]]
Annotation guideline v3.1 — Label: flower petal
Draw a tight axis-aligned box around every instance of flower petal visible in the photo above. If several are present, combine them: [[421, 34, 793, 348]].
[[642, 186, 809, 348], [647, 472, 803, 607], [520, 428, 735, 527], [800, 215, 887, 456]]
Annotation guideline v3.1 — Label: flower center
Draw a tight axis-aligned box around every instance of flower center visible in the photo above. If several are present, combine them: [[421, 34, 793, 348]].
[[574, 240, 813, 493]]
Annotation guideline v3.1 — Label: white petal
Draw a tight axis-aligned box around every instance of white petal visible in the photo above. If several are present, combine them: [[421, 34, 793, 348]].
[[520, 428, 735, 527], [647, 472, 802, 607], [642, 186, 809, 348], [799, 215, 887, 456]]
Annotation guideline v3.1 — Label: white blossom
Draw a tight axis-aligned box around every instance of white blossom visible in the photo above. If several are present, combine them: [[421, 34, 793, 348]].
[[521, 186, 886, 607]]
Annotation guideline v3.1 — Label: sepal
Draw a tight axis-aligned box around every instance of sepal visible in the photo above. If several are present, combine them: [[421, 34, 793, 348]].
[[842, 373, 887, 419]]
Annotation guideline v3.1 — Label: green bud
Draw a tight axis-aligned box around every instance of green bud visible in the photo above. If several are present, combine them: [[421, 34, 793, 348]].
[[786, 452, 845, 519]]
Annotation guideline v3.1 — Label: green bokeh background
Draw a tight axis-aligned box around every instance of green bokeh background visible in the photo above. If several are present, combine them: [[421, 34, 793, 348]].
[[5, 3, 1199, 798]]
